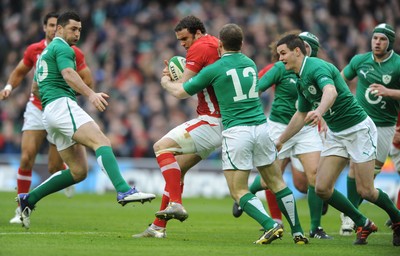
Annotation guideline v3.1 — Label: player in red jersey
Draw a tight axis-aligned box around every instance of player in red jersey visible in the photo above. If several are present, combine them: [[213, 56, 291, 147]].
[[133, 15, 222, 238], [0, 12, 93, 224]]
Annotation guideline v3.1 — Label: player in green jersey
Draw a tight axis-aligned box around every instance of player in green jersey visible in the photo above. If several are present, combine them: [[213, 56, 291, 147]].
[[17, 11, 155, 229], [340, 23, 400, 238], [160, 23, 309, 245], [275, 34, 400, 246], [233, 31, 331, 239]]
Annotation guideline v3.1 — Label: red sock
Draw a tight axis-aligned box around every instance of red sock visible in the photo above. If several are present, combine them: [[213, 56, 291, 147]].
[[17, 168, 32, 194], [397, 189, 400, 209], [266, 189, 282, 220], [157, 152, 182, 203], [153, 191, 170, 228]]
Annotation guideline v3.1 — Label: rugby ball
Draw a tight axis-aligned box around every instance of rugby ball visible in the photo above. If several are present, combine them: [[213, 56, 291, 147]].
[[168, 56, 186, 81]]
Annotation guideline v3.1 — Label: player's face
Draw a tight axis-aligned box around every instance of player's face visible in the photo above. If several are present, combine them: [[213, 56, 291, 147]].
[[371, 33, 390, 57], [277, 44, 298, 71], [176, 29, 196, 50], [60, 19, 82, 46], [44, 17, 57, 41]]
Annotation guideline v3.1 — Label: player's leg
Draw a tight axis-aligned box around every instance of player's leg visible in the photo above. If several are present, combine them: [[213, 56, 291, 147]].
[[18, 144, 87, 229], [254, 124, 308, 244], [11, 101, 47, 224], [48, 142, 74, 198], [154, 117, 221, 220], [298, 151, 332, 239], [10, 130, 46, 224]]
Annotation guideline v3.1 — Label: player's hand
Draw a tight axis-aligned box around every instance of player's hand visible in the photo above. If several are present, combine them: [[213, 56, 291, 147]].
[[89, 92, 109, 112], [304, 110, 322, 127], [162, 60, 170, 77], [0, 87, 12, 100], [369, 83, 388, 97], [160, 75, 172, 88], [274, 139, 283, 152]]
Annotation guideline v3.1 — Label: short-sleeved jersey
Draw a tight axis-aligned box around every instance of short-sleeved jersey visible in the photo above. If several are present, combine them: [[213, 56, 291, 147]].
[[35, 37, 78, 108], [185, 34, 221, 118], [342, 51, 400, 127], [23, 39, 87, 110], [297, 57, 367, 132], [184, 52, 265, 129], [259, 61, 298, 124]]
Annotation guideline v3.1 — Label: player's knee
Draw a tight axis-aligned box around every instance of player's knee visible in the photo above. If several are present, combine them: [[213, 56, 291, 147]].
[[70, 168, 88, 182]]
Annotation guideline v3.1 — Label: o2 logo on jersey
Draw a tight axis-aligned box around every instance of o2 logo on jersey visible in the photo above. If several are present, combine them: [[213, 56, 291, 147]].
[[308, 85, 317, 95], [365, 87, 383, 106]]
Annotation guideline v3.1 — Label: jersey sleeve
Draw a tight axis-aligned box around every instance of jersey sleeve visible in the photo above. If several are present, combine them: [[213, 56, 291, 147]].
[[56, 44, 77, 71], [22, 44, 36, 68], [183, 65, 214, 96], [72, 46, 88, 72], [342, 56, 358, 80], [314, 64, 335, 90], [185, 41, 217, 73], [258, 62, 284, 92]]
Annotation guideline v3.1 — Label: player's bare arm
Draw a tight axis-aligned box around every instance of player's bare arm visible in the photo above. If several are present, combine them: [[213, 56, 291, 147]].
[[276, 111, 307, 150], [77, 66, 94, 90], [160, 75, 190, 99], [61, 67, 108, 112], [0, 61, 32, 100]]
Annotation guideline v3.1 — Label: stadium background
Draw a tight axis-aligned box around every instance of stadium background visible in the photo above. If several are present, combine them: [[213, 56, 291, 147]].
[[0, 0, 399, 198]]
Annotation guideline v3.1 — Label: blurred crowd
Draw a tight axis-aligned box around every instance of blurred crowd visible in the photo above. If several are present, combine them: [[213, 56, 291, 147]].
[[0, 0, 399, 158]]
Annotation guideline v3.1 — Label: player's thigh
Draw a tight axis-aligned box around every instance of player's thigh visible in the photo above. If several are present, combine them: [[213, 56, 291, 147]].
[[161, 116, 222, 158], [21, 130, 47, 153], [316, 155, 348, 193]]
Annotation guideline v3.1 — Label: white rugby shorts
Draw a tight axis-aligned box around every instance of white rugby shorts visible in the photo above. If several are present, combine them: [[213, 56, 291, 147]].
[[42, 97, 93, 151], [222, 123, 276, 170], [163, 115, 222, 159], [22, 101, 45, 131], [268, 119, 322, 160], [321, 117, 377, 163], [376, 126, 395, 163]]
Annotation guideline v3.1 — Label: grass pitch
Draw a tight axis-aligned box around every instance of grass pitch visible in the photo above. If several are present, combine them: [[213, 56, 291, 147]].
[[0, 191, 398, 256]]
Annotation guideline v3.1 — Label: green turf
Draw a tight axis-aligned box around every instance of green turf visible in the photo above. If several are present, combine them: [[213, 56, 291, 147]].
[[0, 191, 398, 256]]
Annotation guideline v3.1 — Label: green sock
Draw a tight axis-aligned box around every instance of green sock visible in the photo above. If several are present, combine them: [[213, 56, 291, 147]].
[[373, 189, 400, 222], [249, 175, 264, 194], [308, 185, 323, 231], [239, 193, 276, 230], [96, 146, 130, 193], [28, 169, 76, 206], [326, 189, 366, 226], [275, 187, 303, 235], [347, 176, 362, 208]]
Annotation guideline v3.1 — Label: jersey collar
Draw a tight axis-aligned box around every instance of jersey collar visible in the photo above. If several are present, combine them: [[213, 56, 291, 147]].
[[53, 36, 70, 46], [298, 56, 309, 77], [371, 50, 393, 63]]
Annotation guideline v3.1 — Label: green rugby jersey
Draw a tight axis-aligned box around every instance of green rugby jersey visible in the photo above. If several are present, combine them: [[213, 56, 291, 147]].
[[342, 51, 400, 126], [297, 57, 367, 132], [35, 37, 77, 108], [259, 61, 298, 124], [183, 52, 266, 129]]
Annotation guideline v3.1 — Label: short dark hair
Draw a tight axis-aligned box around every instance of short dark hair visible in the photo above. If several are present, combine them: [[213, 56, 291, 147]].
[[174, 15, 206, 35], [57, 11, 81, 27], [219, 23, 243, 51], [277, 34, 307, 55], [43, 12, 59, 25]]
